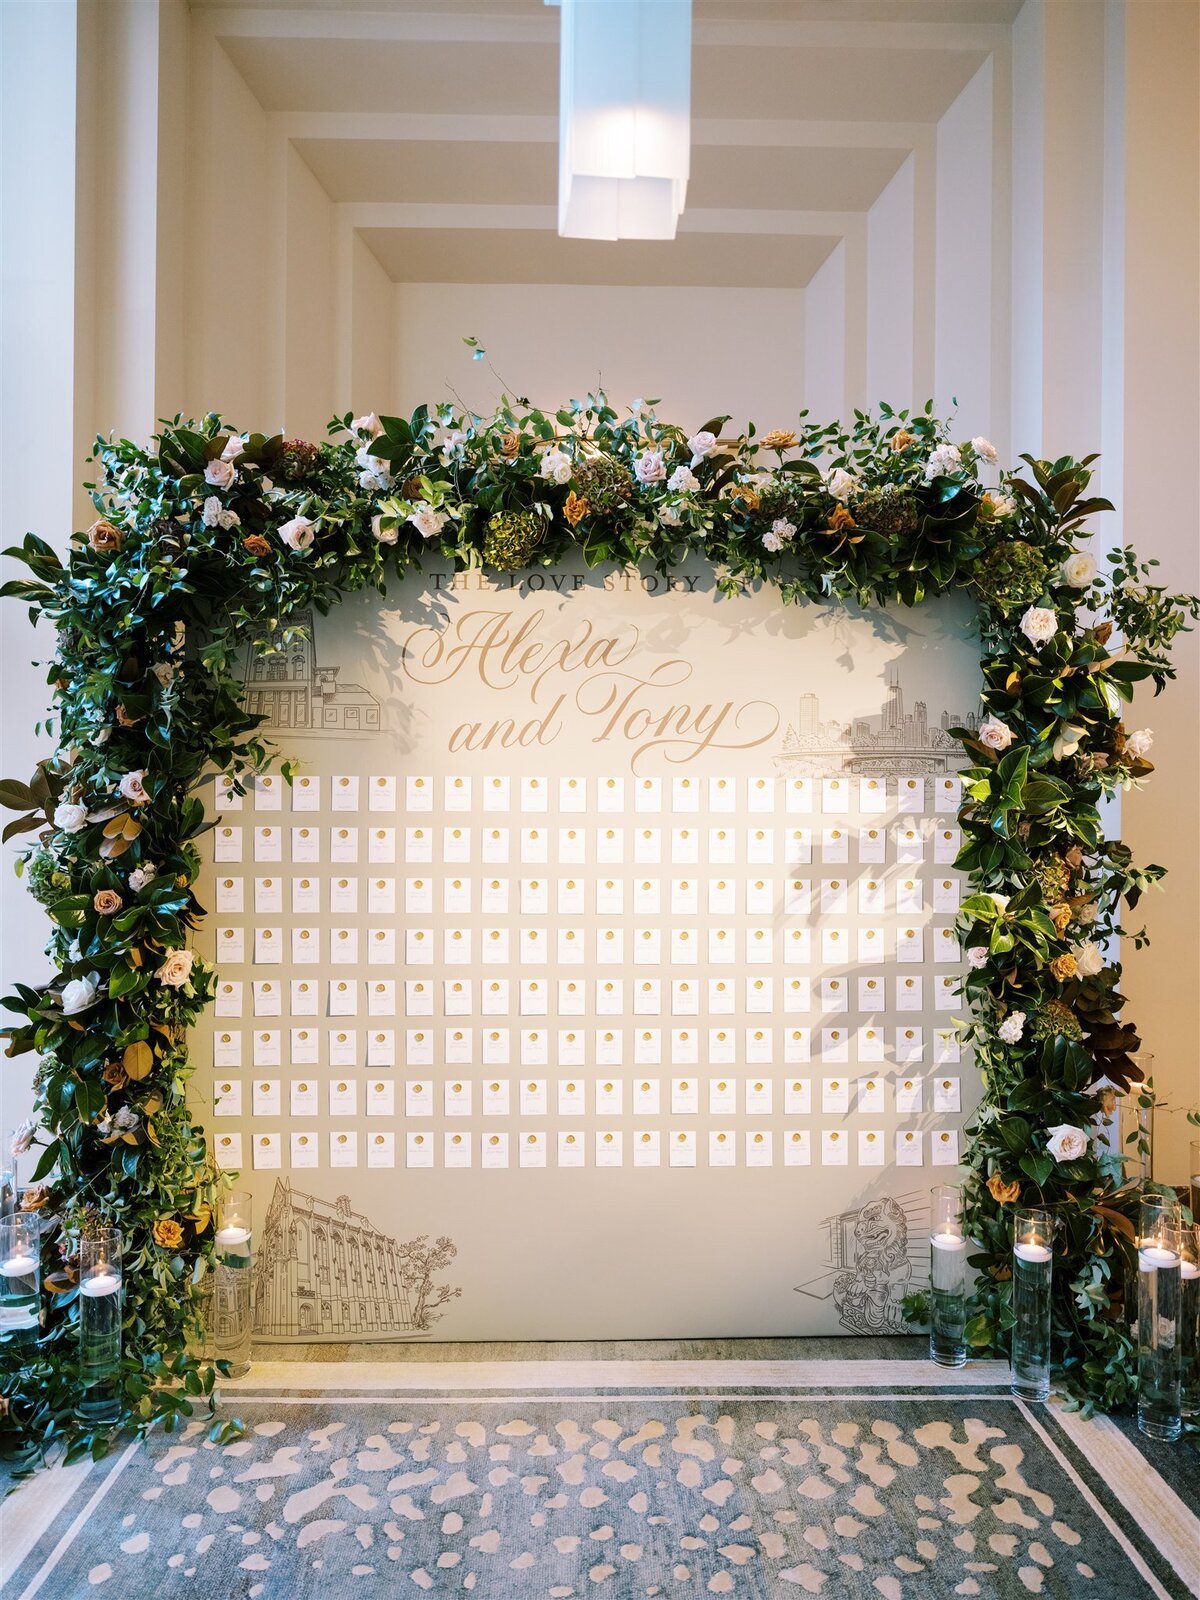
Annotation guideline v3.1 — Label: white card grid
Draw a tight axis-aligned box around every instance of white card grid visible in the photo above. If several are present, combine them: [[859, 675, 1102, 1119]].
[[200, 772, 971, 1169]]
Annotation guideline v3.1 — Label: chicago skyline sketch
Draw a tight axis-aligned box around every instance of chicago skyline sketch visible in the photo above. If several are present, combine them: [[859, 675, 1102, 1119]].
[[775, 663, 975, 776]]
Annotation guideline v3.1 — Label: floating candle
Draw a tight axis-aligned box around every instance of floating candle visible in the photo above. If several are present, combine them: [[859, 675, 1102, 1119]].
[[214, 1225, 251, 1247], [931, 1230, 968, 1254], [1138, 1244, 1180, 1271], [1014, 1242, 1052, 1264], [0, 1253, 37, 1278], [79, 1270, 121, 1298]]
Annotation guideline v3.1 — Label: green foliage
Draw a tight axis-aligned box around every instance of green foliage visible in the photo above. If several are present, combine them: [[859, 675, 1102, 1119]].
[[1, 398, 1197, 1455]]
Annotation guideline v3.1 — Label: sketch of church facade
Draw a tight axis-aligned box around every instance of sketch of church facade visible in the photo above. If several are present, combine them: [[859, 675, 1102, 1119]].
[[775, 663, 975, 776], [252, 1179, 462, 1342], [793, 1190, 930, 1334], [242, 608, 382, 735]]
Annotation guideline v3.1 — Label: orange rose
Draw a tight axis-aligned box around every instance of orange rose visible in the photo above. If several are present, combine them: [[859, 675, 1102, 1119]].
[[19, 1185, 51, 1212], [987, 1172, 1021, 1204], [499, 430, 522, 460], [242, 534, 271, 558], [761, 429, 797, 451], [890, 430, 917, 452], [103, 1060, 128, 1089], [1050, 953, 1077, 981], [93, 889, 123, 916], [87, 519, 123, 554], [1049, 904, 1071, 935], [827, 505, 857, 533], [152, 1218, 184, 1250], [563, 492, 589, 528], [731, 486, 761, 513]]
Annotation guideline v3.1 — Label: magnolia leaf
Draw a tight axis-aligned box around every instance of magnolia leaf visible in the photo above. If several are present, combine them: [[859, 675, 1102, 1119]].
[[123, 1041, 153, 1080], [1094, 1206, 1136, 1243]]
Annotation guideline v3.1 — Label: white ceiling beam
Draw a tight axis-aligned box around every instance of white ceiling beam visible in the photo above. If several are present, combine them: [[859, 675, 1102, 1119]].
[[340, 202, 858, 235], [272, 112, 927, 151], [198, 6, 1006, 52]]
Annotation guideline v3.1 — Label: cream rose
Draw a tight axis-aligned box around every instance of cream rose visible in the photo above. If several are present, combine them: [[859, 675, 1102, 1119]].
[[1046, 1124, 1089, 1163], [118, 770, 150, 805], [668, 465, 700, 494], [220, 435, 245, 461], [1062, 551, 1098, 589], [1019, 606, 1058, 648], [54, 802, 88, 834], [352, 413, 382, 440], [278, 516, 316, 553], [409, 506, 448, 540], [761, 530, 783, 554], [539, 448, 573, 486], [978, 716, 1014, 751], [634, 450, 666, 485], [1071, 940, 1104, 977], [771, 518, 796, 542], [825, 467, 856, 503], [687, 430, 717, 465], [371, 514, 399, 545], [155, 949, 194, 988], [966, 946, 989, 969], [998, 1012, 1026, 1044], [204, 457, 236, 490], [1124, 727, 1153, 760], [924, 443, 962, 480], [971, 436, 998, 463]]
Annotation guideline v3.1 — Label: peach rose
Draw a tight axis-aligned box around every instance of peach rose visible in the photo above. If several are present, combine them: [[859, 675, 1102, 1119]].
[[986, 1172, 1021, 1204], [762, 429, 797, 451], [242, 534, 271, 558], [93, 890, 123, 916], [1050, 953, 1078, 982], [87, 519, 123, 554], [564, 492, 589, 527]]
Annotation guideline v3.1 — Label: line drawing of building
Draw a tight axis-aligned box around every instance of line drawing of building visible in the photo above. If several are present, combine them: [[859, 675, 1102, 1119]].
[[793, 1190, 931, 1334], [776, 664, 975, 776], [242, 608, 382, 736], [252, 1179, 462, 1342]]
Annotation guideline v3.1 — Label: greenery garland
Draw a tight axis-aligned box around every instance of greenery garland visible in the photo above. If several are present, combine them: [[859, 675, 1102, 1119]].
[[1, 393, 1196, 1462]]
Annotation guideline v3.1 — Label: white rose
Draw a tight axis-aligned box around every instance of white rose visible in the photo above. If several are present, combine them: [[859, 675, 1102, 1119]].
[[761, 530, 783, 554], [924, 443, 962, 480], [986, 492, 1017, 519], [826, 467, 856, 503], [61, 975, 99, 1015], [972, 436, 998, 463], [687, 430, 718, 466], [278, 516, 316, 552], [371, 514, 399, 545], [1045, 1124, 1089, 1163], [539, 449, 573, 486], [771, 518, 796, 542], [1077, 900, 1099, 926], [54, 802, 88, 834], [11, 1116, 37, 1157], [634, 450, 666, 486], [998, 1012, 1026, 1044], [431, 425, 467, 464], [658, 504, 682, 527], [966, 946, 989, 969], [118, 770, 150, 805], [218, 508, 239, 530], [1071, 940, 1104, 977], [221, 435, 245, 462], [668, 465, 700, 494], [156, 948, 194, 988], [90, 726, 112, 747], [352, 413, 382, 439], [128, 862, 157, 892], [409, 506, 448, 540], [1019, 606, 1058, 648], [1124, 727, 1153, 759], [1061, 551, 1098, 589], [202, 495, 224, 528], [978, 716, 1014, 751], [204, 457, 236, 490]]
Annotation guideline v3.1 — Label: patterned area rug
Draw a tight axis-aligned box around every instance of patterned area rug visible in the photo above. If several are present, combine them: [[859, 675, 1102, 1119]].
[[3, 1362, 1197, 1599]]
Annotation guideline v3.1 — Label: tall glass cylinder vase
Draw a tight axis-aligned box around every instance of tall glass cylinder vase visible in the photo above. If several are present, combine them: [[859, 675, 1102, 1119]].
[[1137, 1195, 1182, 1441], [928, 1184, 969, 1367], [1011, 1207, 1053, 1402], [1180, 1223, 1200, 1420], [0, 1215, 40, 1342], [213, 1191, 252, 1378], [78, 1230, 123, 1424], [1119, 1061, 1154, 1182], [1189, 1137, 1200, 1231]]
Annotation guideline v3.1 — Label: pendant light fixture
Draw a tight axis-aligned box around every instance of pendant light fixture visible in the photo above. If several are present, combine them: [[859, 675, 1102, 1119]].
[[550, 0, 692, 241]]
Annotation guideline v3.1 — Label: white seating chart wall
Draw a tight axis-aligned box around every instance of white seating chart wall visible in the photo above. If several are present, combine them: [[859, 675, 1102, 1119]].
[[193, 557, 982, 1341]]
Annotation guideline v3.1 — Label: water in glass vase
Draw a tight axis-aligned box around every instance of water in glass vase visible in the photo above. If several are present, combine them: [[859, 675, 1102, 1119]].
[[214, 1241, 252, 1377]]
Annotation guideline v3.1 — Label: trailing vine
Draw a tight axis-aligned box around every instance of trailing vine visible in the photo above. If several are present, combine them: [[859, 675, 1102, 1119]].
[[1, 395, 1195, 1459]]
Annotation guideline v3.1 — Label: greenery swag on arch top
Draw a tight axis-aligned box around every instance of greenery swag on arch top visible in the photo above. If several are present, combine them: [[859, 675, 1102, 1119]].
[[1, 391, 1196, 1461]]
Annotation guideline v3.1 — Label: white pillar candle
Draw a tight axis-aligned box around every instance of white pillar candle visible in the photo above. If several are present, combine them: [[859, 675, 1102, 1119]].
[[79, 1271, 122, 1298], [0, 1254, 37, 1278], [1014, 1242, 1053, 1264]]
